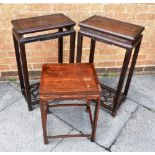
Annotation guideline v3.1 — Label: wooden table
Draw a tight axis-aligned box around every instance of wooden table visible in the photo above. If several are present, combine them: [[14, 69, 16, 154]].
[[11, 14, 76, 110], [76, 15, 145, 116], [39, 63, 101, 144]]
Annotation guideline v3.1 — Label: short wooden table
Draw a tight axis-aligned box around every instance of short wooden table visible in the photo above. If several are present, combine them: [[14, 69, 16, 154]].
[[76, 15, 145, 116], [39, 63, 101, 144], [11, 14, 76, 110]]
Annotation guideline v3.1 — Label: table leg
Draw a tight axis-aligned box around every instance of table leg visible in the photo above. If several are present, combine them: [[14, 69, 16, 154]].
[[86, 98, 90, 112], [69, 31, 76, 63], [40, 100, 48, 144], [58, 28, 63, 63], [124, 40, 142, 97], [91, 97, 100, 142], [76, 32, 83, 63], [86, 99, 93, 128], [112, 48, 132, 117], [19, 43, 32, 111], [12, 33, 25, 96], [45, 101, 50, 114], [89, 38, 96, 63]]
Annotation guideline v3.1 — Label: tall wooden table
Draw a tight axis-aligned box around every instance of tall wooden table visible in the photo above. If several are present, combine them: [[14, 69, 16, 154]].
[[76, 15, 145, 116], [11, 14, 76, 111]]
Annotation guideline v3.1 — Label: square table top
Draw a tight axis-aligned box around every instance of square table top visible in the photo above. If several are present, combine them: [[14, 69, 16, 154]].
[[11, 13, 76, 35], [79, 15, 145, 41], [39, 63, 101, 100]]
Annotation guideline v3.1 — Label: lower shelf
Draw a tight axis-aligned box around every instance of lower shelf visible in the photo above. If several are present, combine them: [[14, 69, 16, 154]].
[[92, 83, 126, 112], [29, 82, 40, 105]]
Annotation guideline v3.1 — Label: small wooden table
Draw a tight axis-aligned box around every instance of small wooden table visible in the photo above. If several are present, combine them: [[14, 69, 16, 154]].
[[76, 15, 145, 116], [11, 14, 76, 111], [39, 63, 101, 144]]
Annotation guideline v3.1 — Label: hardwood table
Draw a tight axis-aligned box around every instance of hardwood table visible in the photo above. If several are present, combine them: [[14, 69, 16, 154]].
[[39, 63, 101, 144], [11, 14, 76, 111], [76, 15, 145, 116]]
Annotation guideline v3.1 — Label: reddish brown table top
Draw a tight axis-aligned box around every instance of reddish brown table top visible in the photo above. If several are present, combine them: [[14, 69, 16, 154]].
[[11, 13, 76, 34], [79, 15, 144, 41], [40, 63, 101, 100]]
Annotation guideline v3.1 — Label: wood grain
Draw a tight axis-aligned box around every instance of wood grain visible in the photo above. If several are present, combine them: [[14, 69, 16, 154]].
[[79, 15, 144, 41], [11, 13, 76, 34]]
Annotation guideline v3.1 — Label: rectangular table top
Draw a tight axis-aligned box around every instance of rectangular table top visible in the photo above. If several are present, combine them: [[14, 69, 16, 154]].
[[79, 15, 144, 41], [11, 13, 76, 34], [40, 63, 101, 100]]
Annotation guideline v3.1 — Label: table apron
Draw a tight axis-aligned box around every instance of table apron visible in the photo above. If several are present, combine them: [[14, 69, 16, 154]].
[[19, 30, 76, 44]]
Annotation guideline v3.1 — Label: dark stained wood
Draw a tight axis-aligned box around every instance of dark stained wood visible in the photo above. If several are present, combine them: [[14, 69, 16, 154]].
[[12, 33, 25, 96], [77, 15, 145, 117], [80, 15, 144, 41], [39, 63, 101, 144], [112, 49, 132, 117], [124, 40, 142, 96], [58, 28, 63, 63], [19, 43, 32, 111], [11, 13, 76, 110], [76, 32, 83, 63], [89, 38, 96, 63], [19, 29, 75, 44], [69, 31, 76, 63], [79, 29, 135, 49], [11, 13, 76, 34]]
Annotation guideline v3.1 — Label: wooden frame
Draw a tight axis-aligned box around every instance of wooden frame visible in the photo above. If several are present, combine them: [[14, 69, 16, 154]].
[[76, 15, 144, 117], [11, 14, 76, 110], [39, 63, 101, 144]]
